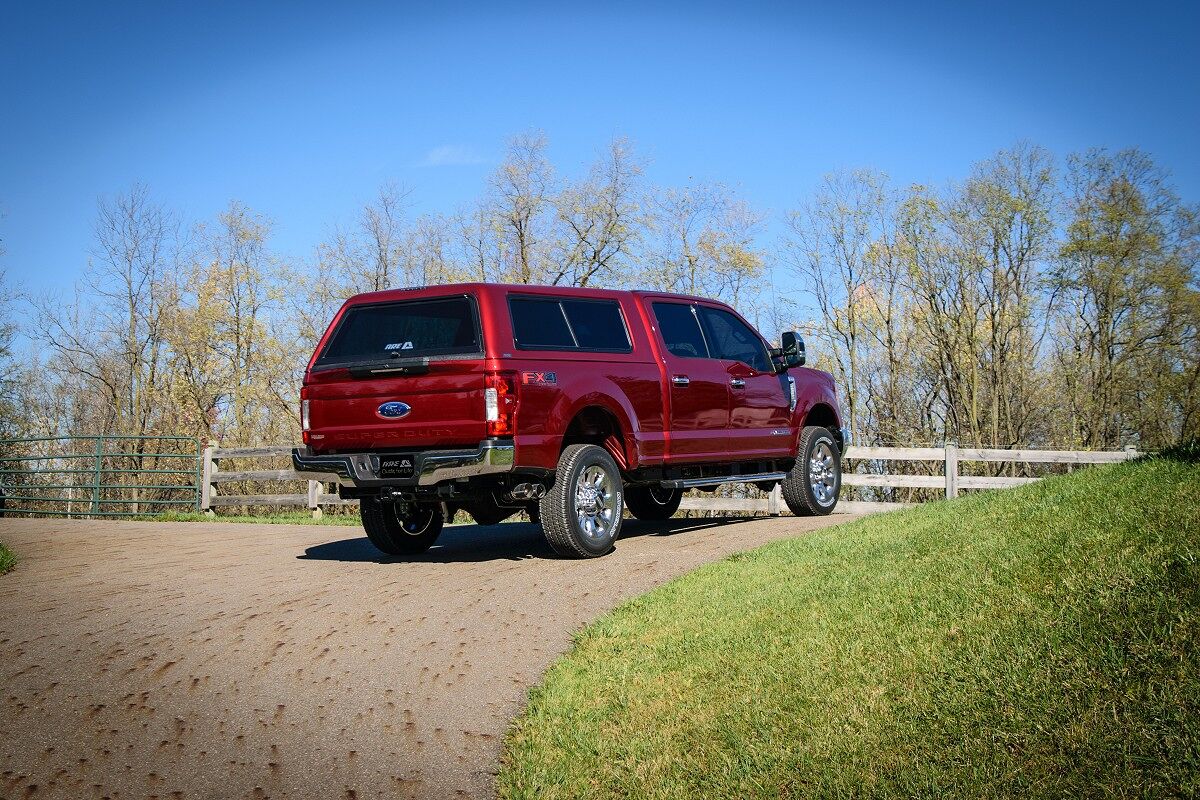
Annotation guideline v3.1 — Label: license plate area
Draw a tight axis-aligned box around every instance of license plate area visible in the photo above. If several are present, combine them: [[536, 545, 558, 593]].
[[378, 456, 416, 479]]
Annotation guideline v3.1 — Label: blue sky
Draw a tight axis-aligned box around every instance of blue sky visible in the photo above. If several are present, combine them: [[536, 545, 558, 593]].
[[2, 0, 1197, 298]]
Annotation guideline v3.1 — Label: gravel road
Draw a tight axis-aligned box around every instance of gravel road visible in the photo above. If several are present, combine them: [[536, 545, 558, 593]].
[[0, 512, 852, 799]]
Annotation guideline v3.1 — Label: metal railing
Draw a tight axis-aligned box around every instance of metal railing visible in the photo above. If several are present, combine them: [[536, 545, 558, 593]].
[[196, 443, 1143, 518], [0, 435, 202, 517]]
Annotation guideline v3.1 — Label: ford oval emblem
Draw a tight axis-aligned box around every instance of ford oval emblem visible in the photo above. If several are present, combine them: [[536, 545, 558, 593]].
[[377, 401, 411, 419]]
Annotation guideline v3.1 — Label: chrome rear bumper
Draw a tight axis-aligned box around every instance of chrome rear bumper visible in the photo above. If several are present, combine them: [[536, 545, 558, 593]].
[[292, 440, 515, 487]]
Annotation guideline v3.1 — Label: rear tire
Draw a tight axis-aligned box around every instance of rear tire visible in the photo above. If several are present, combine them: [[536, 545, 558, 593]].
[[360, 499, 444, 555], [539, 444, 624, 558], [625, 485, 682, 521], [781, 426, 841, 516]]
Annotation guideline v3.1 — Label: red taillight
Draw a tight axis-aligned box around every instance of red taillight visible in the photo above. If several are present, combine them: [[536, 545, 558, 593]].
[[485, 372, 518, 437], [300, 387, 310, 445]]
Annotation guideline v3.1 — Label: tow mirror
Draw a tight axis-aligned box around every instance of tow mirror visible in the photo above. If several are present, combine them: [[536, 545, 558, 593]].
[[780, 331, 805, 368]]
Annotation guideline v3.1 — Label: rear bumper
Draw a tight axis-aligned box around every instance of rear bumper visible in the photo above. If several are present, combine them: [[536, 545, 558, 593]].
[[292, 439, 515, 487]]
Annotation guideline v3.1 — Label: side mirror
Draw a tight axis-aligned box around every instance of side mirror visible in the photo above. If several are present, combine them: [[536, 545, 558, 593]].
[[780, 331, 805, 368]]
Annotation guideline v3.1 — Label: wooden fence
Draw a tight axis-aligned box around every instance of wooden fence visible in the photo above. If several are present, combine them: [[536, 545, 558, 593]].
[[201, 445, 345, 517], [201, 443, 1141, 518]]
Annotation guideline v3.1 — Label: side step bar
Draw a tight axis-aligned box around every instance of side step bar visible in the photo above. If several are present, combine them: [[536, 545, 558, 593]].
[[661, 471, 788, 490]]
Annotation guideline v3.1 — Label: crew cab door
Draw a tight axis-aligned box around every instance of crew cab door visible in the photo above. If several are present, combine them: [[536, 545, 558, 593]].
[[649, 301, 730, 462], [695, 305, 794, 459]]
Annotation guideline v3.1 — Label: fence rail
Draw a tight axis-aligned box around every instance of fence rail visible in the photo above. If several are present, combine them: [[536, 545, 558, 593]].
[[0, 435, 201, 517], [199, 443, 1142, 518]]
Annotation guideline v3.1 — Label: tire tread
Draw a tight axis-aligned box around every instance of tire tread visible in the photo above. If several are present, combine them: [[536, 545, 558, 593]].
[[539, 444, 622, 558], [781, 426, 840, 517]]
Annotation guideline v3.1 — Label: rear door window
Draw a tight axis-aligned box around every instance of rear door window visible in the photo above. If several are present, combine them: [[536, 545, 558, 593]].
[[509, 296, 631, 352], [316, 295, 480, 367], [697, 306, 771, 372], [652, 302, 710, 359]]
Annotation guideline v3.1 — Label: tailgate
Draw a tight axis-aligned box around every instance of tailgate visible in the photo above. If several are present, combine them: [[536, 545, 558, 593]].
[[306, 362, 487, 450]]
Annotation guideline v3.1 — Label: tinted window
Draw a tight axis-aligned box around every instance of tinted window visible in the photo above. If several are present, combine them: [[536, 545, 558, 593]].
[[317, 296, 479, 366], [562, 300, 631, 351], [698, 306, 771, 372], [653, 302, 709, 359], [510, 297, 576, 349]]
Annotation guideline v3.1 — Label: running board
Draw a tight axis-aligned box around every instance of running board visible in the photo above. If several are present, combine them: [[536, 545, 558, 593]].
[[661, 471, 788, 490]]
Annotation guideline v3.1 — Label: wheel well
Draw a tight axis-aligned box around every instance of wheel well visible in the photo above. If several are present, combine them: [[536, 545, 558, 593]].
[[804, 403, 843, 450], [562, 406, 628, 470]]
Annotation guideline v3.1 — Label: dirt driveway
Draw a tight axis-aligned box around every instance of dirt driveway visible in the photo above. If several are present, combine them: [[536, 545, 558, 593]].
[[0, 512, 853, 799]]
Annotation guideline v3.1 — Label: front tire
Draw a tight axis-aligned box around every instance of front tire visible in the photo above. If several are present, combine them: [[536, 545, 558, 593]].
[[781, 426, 841, 516], [625, 485, 682, 521], [360, 499, 444, 555], [539, 444, 624, 558]]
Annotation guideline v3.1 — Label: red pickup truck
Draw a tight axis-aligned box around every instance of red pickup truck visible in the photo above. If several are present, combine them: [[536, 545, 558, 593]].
[[294, 283, 847, 558]]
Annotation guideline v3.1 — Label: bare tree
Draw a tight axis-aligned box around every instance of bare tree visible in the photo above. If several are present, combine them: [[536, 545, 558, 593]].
[[37, 185, 177, 438], [454, 201, 505, 282], [649, 182, 763, 307], [784, 169, 896, 439], [489, 131, 554, 283], [1053, 148, 1200, 448], [551, 137, 647, 287]]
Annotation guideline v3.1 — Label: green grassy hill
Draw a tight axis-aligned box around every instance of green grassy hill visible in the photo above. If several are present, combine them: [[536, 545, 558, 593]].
[[500, 450, 1200, 799]]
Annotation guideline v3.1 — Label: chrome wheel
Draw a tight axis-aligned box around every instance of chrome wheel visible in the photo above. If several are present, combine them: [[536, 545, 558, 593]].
[[574, 464, 617, 543], [390, 503, 437, 536], [808, 440, 837, 507]]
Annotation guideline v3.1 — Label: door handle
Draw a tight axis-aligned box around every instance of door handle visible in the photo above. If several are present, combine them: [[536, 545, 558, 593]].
[[671, 375, 690, 387], [729, 378, 746, 388]]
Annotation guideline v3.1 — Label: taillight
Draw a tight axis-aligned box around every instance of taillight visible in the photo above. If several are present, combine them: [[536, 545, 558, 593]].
[[485, 372, 518, 437], [300, 390, 311, 444]]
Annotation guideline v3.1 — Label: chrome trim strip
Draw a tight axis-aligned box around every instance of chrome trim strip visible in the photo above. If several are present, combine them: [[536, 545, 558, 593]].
[[660, 471, 788, 490], [417, 443, 514, 485]]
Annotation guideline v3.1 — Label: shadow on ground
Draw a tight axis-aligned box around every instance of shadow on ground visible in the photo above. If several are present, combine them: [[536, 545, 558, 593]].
[[298, 516, 762, 564]]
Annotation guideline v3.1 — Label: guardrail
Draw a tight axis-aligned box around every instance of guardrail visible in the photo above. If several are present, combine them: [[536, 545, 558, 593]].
[[201, 443, 1142, 518], [0, 435, 201, 517]]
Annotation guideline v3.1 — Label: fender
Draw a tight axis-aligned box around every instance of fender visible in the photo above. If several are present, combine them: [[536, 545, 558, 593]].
[[557, 387, 642, 469], [788, 367, 843, 452]]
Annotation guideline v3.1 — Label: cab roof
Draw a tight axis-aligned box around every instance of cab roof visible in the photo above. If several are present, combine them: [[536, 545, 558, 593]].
[[342, 281, 726, 308]]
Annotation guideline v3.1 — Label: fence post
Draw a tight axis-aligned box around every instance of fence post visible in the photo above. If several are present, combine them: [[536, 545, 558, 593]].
[[767, 484, 781, 516], [308, 480, 323, 520], [944, 442, 958, 500], [91, 436, 103, 515], [201, 444, 217, 517]]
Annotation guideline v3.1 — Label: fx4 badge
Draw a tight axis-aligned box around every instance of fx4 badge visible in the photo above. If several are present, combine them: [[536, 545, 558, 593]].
[[522, 371, 557, 385]]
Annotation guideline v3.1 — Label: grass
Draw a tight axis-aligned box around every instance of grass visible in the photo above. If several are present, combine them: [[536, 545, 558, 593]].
[[0, 541, 13, 574], [499, 449, 1200, 799]]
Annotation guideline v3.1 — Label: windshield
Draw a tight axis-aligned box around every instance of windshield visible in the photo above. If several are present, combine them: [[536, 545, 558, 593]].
[[314, 295, 481, 368]]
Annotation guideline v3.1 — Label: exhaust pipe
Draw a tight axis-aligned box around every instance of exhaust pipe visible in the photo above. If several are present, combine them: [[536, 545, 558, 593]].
[[508, 483, 547, 501]]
